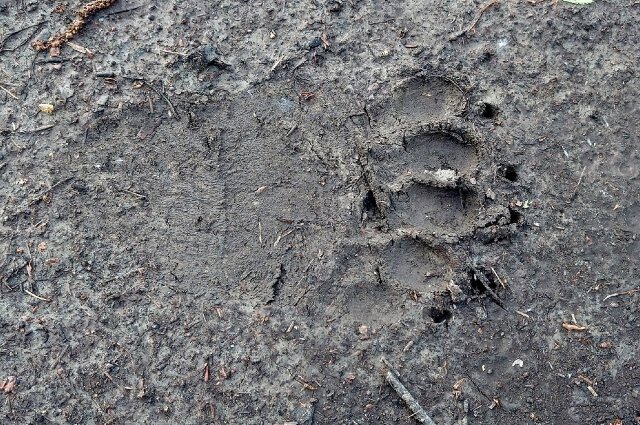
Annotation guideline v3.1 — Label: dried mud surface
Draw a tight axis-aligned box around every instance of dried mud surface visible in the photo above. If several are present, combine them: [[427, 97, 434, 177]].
[[0, 1, 639, 424]]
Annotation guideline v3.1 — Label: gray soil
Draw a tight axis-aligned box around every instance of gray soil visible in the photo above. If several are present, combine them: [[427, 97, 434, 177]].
[[1, 1, 639, 424]]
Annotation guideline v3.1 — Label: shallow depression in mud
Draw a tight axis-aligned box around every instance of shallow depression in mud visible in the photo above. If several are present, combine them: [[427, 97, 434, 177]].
[[379, 237, 449, 292], [393, 77, 466, 123], [403, 131, 478, 174], [388, 184, 479, 233]]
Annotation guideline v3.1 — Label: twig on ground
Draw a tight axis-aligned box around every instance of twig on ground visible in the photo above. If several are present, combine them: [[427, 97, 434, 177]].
[[119, 188, 147, 200], [23, 288, 51, 302], [370, 18, 396, 25], [0, 83, 18, 100], [273, 228, 295, 248], [100, 267, 144, 285], [105, 4, 143, 16], [32, 0, 118, 52], [603, 288, 639, 302], [491, 267, 506, 288], [18, 124, 55, 134], [157, 49, 188, 57], [123, 76, 179, 119], [569, 166, 586, 200], [465, 373, 494, 403], [449, 0, 499, 41], [471, 266, 507, 310], [51, 345, 70, 368], [0, 21, 46, 53], [381, 358, 437, 425], [28, 176, 75, 206], [291, 57, 307, 73], [270, 54, 286, 73], [286, 123, 298, 137]]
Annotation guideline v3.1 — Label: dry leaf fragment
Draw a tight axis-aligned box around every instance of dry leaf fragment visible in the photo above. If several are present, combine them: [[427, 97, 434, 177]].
[[320, 32, 331, 48], [452, 378, 465, 399], [1, 376, 16, 393], [218, 366, 227, 380], [489, 397, 501, 409], [562, 322, 587, 331], [67, 41, 91, 55], [296, 375, 317, 391], [38, 103, 55, 114], [37, 242, 47, 252], [136, 378, 145, 398], [358, 324, 369, 339]]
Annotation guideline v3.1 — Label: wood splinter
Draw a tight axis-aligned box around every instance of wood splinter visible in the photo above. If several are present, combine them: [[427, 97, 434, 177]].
[[449, 0, 499, 42], [381, 358, 437, 425]]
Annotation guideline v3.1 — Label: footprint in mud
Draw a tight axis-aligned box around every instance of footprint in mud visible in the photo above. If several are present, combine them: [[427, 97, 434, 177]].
[[328, 235, 453, 325], [375, 74, 467, 125], [368, 121, 484, 236], [340, 74, 508, 323]]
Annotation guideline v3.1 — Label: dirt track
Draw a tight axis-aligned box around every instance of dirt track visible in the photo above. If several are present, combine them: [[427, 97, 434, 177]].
[[1, 1, 639, 424]]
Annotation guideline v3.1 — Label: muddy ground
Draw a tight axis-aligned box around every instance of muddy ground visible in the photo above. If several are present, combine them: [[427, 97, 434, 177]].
[[1, 0, 639, 424]]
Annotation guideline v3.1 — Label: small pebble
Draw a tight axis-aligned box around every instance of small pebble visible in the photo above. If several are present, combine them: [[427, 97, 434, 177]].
[[308, 37, 322, 49]]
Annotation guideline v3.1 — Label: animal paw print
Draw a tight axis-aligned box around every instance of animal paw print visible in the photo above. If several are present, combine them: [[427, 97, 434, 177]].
[[344, 73, 514, 317]]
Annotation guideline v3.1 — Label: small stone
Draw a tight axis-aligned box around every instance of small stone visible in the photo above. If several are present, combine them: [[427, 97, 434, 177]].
[[447, 280, 465, 303], [96, 94, 109, 106], [328, 0, 343, 13], [475, 306, 488, 320], [57, 81, 75, 101], [199, 45, 231, 69], [358, 324, 369, 339], [308, 37, 322, 49]]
